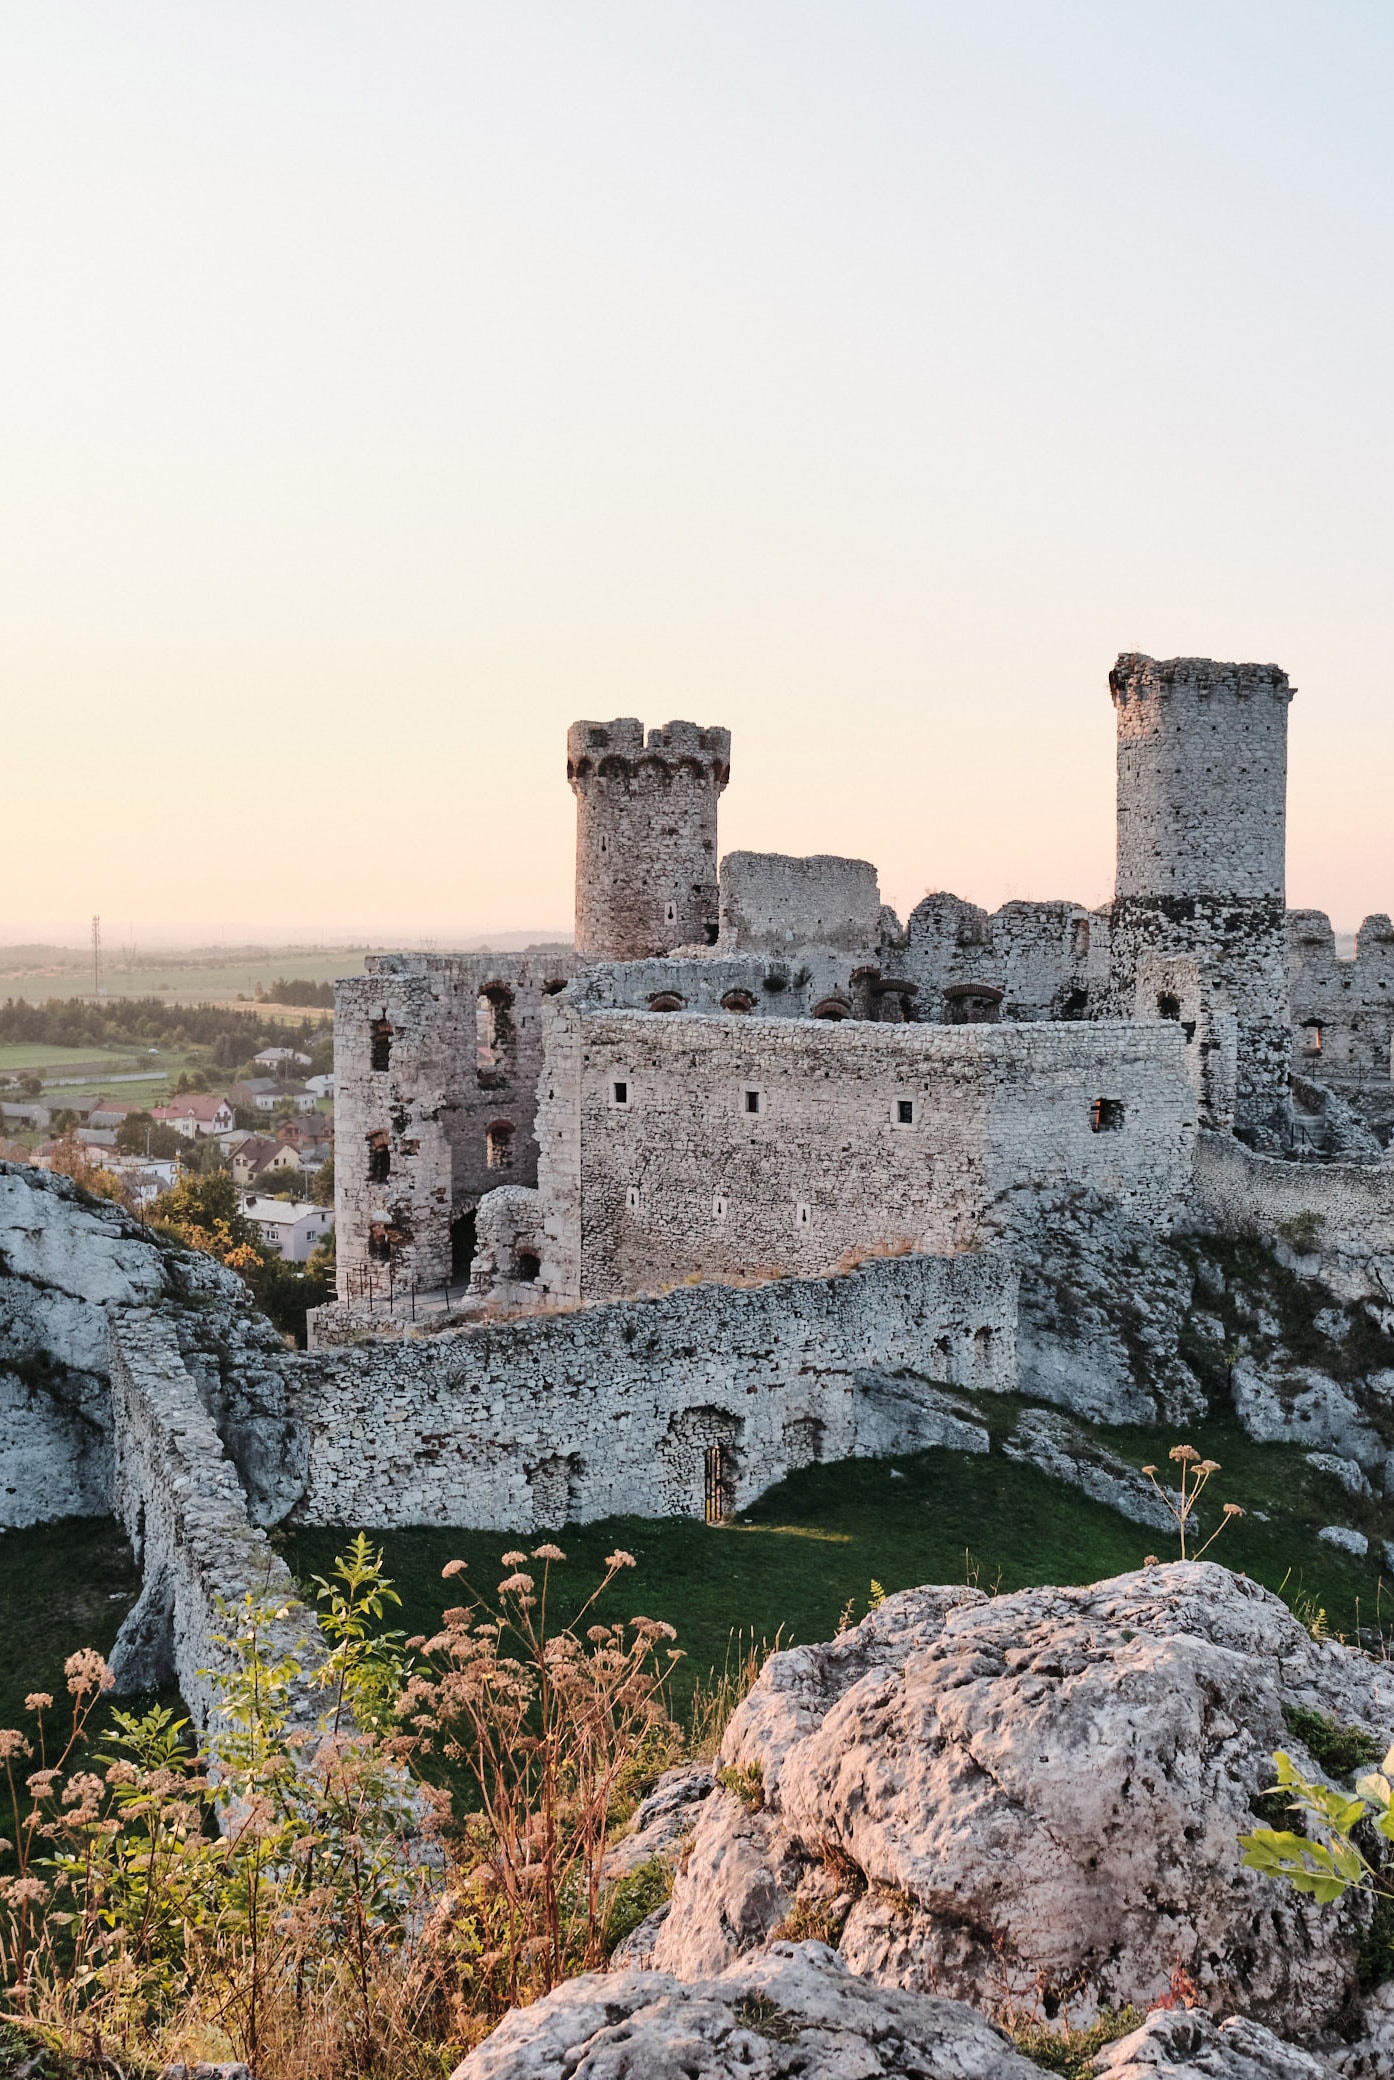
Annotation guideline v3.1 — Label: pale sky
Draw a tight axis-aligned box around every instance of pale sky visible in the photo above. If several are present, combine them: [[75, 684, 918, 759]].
[[3, 1, 1392, 943]]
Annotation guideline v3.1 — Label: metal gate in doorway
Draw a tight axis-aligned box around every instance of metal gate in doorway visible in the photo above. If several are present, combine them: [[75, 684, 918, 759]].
[[704, 1443, 731, 1524]]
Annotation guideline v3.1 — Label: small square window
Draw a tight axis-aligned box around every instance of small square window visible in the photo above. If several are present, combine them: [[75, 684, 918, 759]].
[[612, 1080, 629, 1106], [896, 1099, 914, 1126], [744, 1088, 762, 1115], [1091, 1097, 1125, 1133]]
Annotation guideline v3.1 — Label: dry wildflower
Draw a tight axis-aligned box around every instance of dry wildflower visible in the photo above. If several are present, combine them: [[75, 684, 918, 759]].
[[441, 1559, 467, 1578], [26, 1769, 60, 1798], [501, 1550, 528, 1566], [1223, 1502, 1245, 1518], [532, 1544, 565, 1562], [1169, 1444, 1201, 1466], [23, 1692, 52, 1713], [606, 1549, 637, 1569], [498, 1573, 535, 1595], [63, 1648, 112, 1696], [0, 1729, 31, 1761]]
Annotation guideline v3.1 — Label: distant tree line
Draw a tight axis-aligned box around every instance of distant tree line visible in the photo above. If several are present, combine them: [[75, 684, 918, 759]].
[[264, 977, 336, 1008], [0, 996, 332, 1059]]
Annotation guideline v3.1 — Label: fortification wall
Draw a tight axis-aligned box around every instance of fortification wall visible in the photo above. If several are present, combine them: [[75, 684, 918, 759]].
[[718, 852, 882, 953], [1110, 653, 1294, 1124], [1288, 911, 1394, 1138], [1192, 1130, 1394, 1254], [334, 950, 584, 1298], [903, 893, 1106, 1023], [107, 1312, 311, 1724], [289, 1250, 1017, 1529], [535, 1005, 1195, 1303], [569, 718, 731, 958]]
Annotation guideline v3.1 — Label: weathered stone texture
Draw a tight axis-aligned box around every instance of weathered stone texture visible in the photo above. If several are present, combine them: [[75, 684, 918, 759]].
[[454, 1940, 1042, 2080], [107, 1311, 309, 1721], [903, 892, 1108, 1025], [1191, 1128, 1394, 1306], [569, 718, 730, 959], [1110, 654, 1295, 1125], [288, 1251, 1017, 1529], [1289, 909, 1394, 1141], [334, 949, 584, 1297], [655, 1563, 1394, 2034], [717, 852, 884, 954], [0, 1162, 298, 1528], [534, 1003, 1195, 1303]]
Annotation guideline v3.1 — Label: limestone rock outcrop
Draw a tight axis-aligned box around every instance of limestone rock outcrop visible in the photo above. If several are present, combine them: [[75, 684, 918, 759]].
[[453, 1939, 1042, 2078], [1092, 2008, 1333, 2078], [1001, 1407, 1179, 1530], [653, 1565, 1394, 2035], [0, 1161, 299, 1527]]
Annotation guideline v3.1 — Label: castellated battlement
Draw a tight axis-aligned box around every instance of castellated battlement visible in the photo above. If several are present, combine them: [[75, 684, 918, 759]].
[[568, 716, 731, 959]]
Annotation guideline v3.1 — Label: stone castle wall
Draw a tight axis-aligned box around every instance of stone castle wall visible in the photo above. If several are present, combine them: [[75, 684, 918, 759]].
[[107, 1312, 312, 1723], [334, 949, 584, 1297], [289, 1250, 1018, 1530], [1190, 1128, 1394, 1305], [568, 718, 731, 958], [1109, 653, 1294, 1124], [535, 1004, 1196, 1304], [902, 893, 1110, 1024], [1288, 910, 1394, 1137], [717, 852, 883, 954]]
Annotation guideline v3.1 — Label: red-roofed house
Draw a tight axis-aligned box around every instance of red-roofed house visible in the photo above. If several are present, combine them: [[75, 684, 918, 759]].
[[152, 1095, 235, 1141]]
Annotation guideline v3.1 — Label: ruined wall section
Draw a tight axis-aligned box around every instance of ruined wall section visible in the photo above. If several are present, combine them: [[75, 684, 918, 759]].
[[1288, 910, 1394, 1141], [567, 951, 907, 1023], [335, 950, 584, 1298], [107, 1312, 312, 1723], [717, 852, 883, 954], [903, 894, 1106, 1024], [569, 718, 730, 958], [534, 1005, 1195, 1303], [290, 1251, 1018, 1529], [1110, 653, 1294, 1127], [1191, 1129, 1394, 1308]]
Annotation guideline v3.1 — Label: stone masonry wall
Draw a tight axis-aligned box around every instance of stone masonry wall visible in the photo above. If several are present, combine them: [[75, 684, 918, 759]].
[[289, 1250, 1018, 1529], [1110, 653, 1294, 1125], [335, 949, 585, 1298], [902, 893, 1109, 1024], [534, 1005, 1196, 1303], [1288, 910, 1394, 1140], [107, 1311, 311, 1724], [1191, 1128, 1394, 1305], [569, 718, 731, 958], [717, 852, 883, 954]]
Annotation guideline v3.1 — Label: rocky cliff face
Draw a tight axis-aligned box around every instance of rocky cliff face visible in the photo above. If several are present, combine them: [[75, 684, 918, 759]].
[[651, 1565, 1394, 2039], [0, 1162, 299, 1528]]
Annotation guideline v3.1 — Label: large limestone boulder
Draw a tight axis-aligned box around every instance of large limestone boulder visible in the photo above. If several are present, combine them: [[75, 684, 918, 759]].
[[1091, 2008, 1333, 2077], [654, 1565, 1394, 2035], [0, 1161, 299, 1527], [453, 1939, 1042, 2077]]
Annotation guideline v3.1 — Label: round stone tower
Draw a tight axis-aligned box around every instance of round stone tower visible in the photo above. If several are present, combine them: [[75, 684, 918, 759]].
[[568, 718, 731, 959], [1109, 652, 1294, 1127]]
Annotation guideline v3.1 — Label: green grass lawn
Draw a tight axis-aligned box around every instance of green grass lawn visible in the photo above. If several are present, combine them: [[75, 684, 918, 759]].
[[6, 1407, 1387, 1740], [276, 1404, 1391, 1721], [0, 1519, 141, 1738]]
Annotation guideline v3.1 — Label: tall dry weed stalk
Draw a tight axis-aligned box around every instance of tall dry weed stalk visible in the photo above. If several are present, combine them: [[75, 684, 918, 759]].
[[0, 1536, 686, 2077]]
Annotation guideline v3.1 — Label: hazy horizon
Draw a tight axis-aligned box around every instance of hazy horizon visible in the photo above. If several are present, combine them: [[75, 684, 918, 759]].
[[5, 2, 1392, 937]]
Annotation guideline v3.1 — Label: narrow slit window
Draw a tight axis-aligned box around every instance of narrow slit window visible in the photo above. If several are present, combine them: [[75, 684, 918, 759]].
[[612, 1080, 629, 1107], [486, 1121, 515, 1170], [367, 1135, 390, 1183], [370, 1019, 393, 1072]]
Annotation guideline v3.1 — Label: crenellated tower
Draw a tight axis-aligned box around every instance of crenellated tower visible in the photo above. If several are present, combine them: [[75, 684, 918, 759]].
[[568, 718, 731, 959], [1109, 652, 1294, 1127]]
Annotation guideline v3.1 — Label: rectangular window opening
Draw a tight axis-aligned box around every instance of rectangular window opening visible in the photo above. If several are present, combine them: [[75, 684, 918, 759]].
[[1091, 1097, 1126, 1133], [612, 1080, 629, 1106], [896, 1099, 915, 1125], [744, 1088, 762, 1114]]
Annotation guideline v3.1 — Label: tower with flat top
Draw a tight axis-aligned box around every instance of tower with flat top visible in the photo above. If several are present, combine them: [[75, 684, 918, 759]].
[[568, 718, 731, 959], [1109, 652, 1294, 1126]]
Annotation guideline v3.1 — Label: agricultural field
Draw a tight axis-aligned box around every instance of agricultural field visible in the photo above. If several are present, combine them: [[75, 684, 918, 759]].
[[0, 945, 371, 1008]]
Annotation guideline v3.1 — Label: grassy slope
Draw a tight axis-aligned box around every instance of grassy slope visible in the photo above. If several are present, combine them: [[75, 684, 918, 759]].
[[276, 1399, 1389, 1719], [5, 1395, 1388, 1730]]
